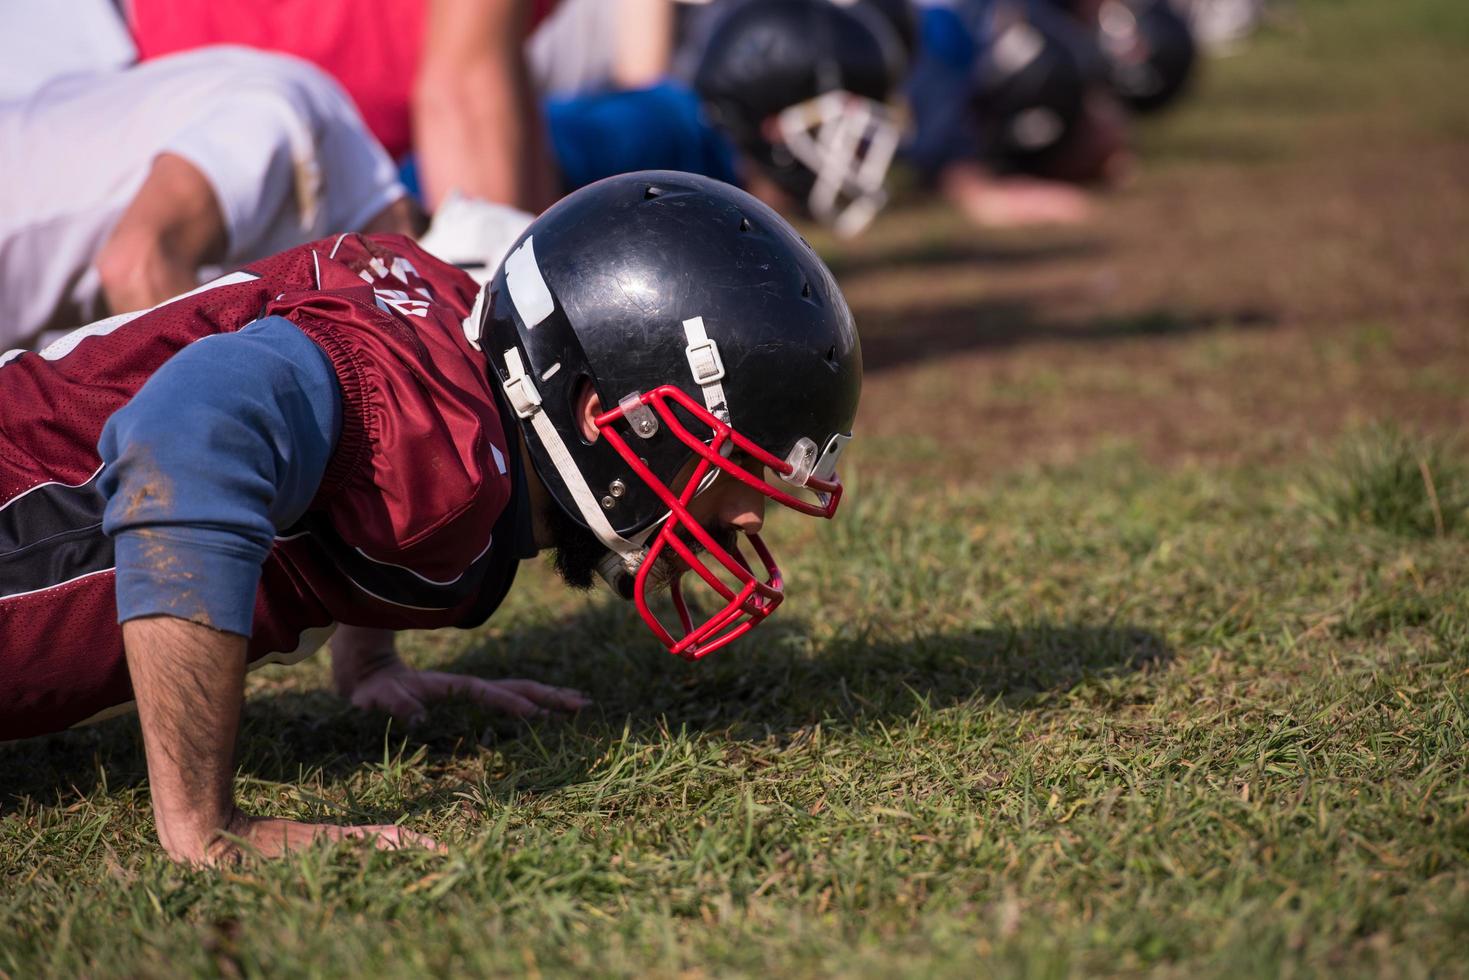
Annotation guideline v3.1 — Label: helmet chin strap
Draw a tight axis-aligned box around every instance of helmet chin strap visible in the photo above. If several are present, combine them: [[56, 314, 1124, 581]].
[[592, 460, 724, 602], [499, 347, 648, 572]]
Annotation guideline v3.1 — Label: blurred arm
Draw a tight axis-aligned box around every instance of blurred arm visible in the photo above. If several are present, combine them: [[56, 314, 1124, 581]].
[[94, 153, 226, 316], [612, 0, 675, 89], [413, 0, 559, 211], [362, 196, 426, 237]]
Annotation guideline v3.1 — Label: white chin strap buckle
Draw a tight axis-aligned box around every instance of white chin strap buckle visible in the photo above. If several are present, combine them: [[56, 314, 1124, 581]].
[[683, 317, 730, 422], [502, 348, 543, 419]]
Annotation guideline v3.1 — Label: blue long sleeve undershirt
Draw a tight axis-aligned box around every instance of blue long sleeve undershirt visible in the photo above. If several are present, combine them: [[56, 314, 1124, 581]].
[[905, 4, 989, 180], [98, 316, 341, 636]]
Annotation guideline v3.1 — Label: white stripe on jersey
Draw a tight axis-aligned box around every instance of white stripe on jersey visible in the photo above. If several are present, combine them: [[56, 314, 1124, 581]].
[[0, 270, 262, 368]]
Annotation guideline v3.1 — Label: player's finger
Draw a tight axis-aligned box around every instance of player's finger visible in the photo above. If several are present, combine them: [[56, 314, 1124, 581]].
[[351, 683, 427, 726], [419, 673, 545, 718], [493, 679, 593, 712], [335, 823, 446, 853]]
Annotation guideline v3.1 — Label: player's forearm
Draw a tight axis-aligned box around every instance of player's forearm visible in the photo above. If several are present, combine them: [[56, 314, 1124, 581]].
[[95, 153, 227, 315], [123, 615, 248, 864], [95, 236, 200, 316], [361, 196, 425, 237]]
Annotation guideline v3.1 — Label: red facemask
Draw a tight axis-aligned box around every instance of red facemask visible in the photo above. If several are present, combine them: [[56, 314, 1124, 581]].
[[594, 384, 845, 660]]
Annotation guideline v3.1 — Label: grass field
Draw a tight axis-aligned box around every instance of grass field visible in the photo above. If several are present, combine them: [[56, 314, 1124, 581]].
[[3, 1, 1467, 975]]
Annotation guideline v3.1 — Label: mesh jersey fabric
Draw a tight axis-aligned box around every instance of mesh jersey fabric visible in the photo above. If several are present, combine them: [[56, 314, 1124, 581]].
[[0, 233, 529, 740]]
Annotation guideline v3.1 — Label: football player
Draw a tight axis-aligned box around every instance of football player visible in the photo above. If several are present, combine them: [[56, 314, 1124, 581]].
[[905, 0, 1131, 226], [0, 172, 862, 865], [505, 0, 911, 237], [690, 0, 911, 235], [0, 48, 414, 351], [393, 0, 908, 237]]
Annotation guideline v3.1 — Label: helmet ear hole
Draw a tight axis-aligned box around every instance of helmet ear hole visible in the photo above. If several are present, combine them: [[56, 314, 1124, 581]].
[[739, 217, 752, 233]]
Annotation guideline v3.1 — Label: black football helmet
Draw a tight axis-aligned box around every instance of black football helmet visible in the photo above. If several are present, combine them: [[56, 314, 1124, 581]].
[[1097, 0, 1198, 112], [972, 1, 1094, 172], [694, 0, 907, 236], [472, 171, 862, 660]]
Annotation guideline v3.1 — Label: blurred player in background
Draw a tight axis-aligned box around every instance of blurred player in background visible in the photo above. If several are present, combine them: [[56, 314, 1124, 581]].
[[529, 0, 910, 236], [124, 0, 563, 211], [905, 0, 1130, 226], [689, 0, 911, 235], [0, 48, 413, 351], [392, 0, 908, 237]]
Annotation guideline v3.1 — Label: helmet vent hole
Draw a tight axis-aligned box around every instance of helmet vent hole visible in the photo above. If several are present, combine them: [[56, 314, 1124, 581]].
[[801, 281, 812, 299], [644, 185, 663, 200], [825, 345, 837, 364], [739, 216, 752, 232]]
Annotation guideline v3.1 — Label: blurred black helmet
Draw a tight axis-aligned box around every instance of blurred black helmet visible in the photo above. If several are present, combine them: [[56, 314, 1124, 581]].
[[973, 2, 1092, 170], [832, 0, 919, 62], [1097, 0, 1198, 112], [694, 0, 906, 235], [475, 171, 862, 660]]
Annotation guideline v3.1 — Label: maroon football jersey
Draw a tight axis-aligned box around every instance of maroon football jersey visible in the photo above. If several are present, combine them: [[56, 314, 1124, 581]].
[[0, 234, 526, 740]]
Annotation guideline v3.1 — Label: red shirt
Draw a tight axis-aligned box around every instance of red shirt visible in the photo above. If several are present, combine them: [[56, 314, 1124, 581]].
[[0, 234, 527, 740], [128, 0, 562, 158]]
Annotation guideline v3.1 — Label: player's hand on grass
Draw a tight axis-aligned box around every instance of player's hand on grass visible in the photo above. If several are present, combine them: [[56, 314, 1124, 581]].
[[346, 662, 592, 726], [330, 624, 591, 726], [205, 809, 446, 865]]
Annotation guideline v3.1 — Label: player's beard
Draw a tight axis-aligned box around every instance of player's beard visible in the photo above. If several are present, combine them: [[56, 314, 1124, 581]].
[[545, 502, 607, 592]]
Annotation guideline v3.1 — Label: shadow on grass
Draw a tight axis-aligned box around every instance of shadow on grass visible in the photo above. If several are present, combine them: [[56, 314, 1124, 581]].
[[824, 235, 1106, 279], [858, 297, 1277, 373], [0, 604, 1171, 810]]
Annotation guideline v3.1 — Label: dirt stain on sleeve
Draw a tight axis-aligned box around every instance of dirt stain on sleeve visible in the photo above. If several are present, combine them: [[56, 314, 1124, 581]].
[[116, 455, 217, 628], [115, 447, 176, 525]]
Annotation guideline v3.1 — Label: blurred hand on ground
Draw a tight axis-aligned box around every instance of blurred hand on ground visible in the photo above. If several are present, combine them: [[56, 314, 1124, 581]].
[[940, 162, 1095, 228]]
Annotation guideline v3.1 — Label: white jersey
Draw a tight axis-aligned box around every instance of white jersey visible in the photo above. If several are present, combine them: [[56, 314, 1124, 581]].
[[0, 0, 137, 102], [0, 47, 405, 348]]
